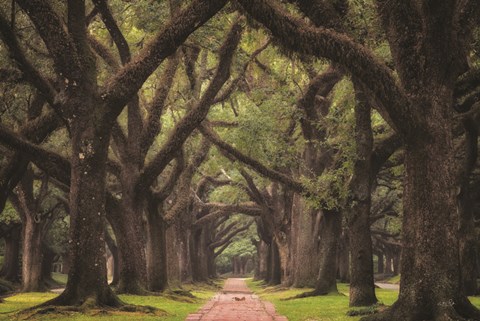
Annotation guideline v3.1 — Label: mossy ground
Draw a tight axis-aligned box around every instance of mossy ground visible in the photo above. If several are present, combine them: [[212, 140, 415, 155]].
[[246, 279, 480, 321], [0, 282, 221, 321]]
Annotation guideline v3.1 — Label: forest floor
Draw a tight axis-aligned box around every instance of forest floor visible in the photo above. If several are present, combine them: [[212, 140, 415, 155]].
[[0, 282, 221, 321], [186, 278, 287, 321], [1, 278, 479, 321]]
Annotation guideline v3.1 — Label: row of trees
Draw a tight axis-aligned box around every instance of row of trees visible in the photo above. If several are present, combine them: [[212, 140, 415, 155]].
[[1, 0, 480, 320]]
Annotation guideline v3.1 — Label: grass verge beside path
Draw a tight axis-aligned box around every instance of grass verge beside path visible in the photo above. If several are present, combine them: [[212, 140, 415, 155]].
[[0, 281, 222, 321], [246, 279, 480, 321]]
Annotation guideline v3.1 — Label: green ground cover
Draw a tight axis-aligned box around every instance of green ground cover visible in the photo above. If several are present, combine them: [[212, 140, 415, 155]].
[[247, 279, 480, 321], [0, 282, 220, 321], [384, 275, 400, 284], [51, 273, 68, 286]]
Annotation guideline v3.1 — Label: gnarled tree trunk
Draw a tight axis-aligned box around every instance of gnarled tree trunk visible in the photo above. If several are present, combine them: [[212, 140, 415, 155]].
[[347, 85, 377, 306], [21, 215, 45, 292], [145, 199, 168, 292], [51, 117, 120, 306], [314, 209, 342, 294], [291, 195, 321, 287]]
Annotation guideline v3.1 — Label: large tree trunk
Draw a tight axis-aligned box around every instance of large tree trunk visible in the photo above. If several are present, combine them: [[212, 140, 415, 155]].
[[176, 224, 192, 282], [21, 216, 45, 292], [275, 237, 290, 285], [44, 72, 119, 306], [145, 199, 168, 292], [268, 240, 281, 285], [254, 240, 268, 280], [114, 185, 147, 294], [207, 248, 216, 278], [270, 183, 293, 286], [0, 224, 21, 282], [166, 224, 181, 287], [291, 195, 321, 287], [314, 209, 341, 294], [365, 95, 480, 320], [347, 85, 377, 307], [48, 117, 120, 306], [191, 228, 209, 282]]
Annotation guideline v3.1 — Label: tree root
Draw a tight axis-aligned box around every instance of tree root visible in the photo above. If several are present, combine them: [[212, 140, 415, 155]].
[[346, 304, 385, 317], [359, 298, 480, 321], [162, 290, 198, 303], [14, 300, 167, 320], [281, 289, 343, 301]]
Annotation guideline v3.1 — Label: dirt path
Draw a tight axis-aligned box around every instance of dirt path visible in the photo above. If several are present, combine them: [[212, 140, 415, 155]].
[[186, 278, 287, 321]]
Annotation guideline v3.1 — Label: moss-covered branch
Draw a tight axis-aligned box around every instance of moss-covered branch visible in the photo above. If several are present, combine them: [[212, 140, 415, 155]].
[[101, 0, 228, 119], [237, 0, 411, 134], [137, 22, 242, 194], [200, 124, 305, 194]]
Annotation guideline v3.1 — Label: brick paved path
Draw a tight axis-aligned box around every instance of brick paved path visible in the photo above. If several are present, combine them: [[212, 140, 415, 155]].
[[186, 278, 288, 321]]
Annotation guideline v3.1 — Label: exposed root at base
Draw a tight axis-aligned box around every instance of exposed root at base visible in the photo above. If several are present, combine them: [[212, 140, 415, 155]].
[[163, 290, 198, 303], [346, 304, 386, 317], [282, 289, 342, 301], [359, 298, 480, 321], [15, 303, 167, 320]]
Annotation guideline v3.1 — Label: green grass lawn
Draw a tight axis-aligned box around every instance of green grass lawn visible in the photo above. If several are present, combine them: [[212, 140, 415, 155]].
[[246, 279, 480, 321], [384, 275, 400, 284], [0, 282, 220, 321], [51, 273, 68, 286]]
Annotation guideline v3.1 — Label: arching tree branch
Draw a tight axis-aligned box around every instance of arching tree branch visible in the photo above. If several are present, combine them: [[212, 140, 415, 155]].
[[136, 22, 243, 194], [0, 11, 57, 106], [140, 56, 179, 157], [101, 0, 228, 119], [92, 0, 131, 64], [209, 221, 253, 249], [371, 133, 403, 176], [0, 126, 71, 186], [153, 151, 185, 202], [200, 124, 305, 194], [236, 0, 411, 134], [16, 0, 81, 80]]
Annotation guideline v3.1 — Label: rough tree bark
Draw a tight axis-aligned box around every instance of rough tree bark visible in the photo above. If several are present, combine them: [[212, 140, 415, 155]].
[[10, 170, 53, 292], [145, 198, 168, 292], [346, 84, 377, 306], [314, 210, 342, 294]]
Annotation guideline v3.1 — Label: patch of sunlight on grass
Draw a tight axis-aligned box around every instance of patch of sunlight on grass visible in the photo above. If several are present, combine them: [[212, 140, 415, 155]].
[[385, 275, 400, 284], [246, 278, 480, 321], [0, 292, 58, 316], [0, 281, 223, 321], [51, 273, 68, 285], [469, 296, 480, 307]]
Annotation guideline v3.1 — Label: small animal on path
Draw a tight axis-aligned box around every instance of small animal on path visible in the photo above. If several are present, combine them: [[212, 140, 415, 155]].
[[233, 297, 246, 301]]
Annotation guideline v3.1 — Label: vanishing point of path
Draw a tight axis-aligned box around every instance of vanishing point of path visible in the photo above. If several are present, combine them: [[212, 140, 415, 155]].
[[186, 278, 288, 321]]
